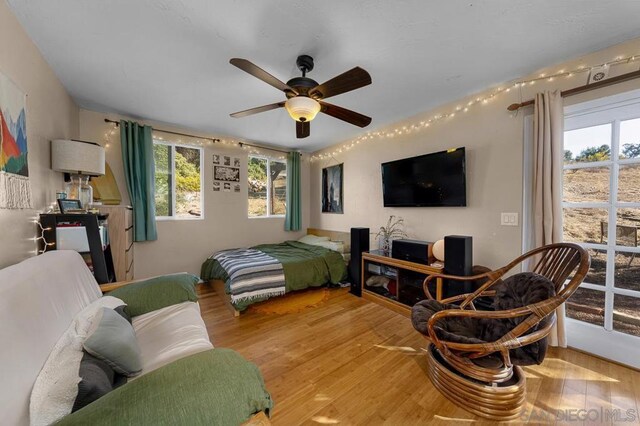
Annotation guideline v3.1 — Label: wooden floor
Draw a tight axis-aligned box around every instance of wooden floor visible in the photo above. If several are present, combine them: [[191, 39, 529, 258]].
[[198, 285, 640, 425]]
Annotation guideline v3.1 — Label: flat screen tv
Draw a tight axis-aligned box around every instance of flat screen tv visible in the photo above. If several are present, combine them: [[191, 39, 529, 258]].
[[381, 147, 466, 207]]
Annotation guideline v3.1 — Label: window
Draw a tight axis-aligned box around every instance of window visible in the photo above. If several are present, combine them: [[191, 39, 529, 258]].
[[153, 141, 203, 219], [248, 155, 287, 218], [558, 89, 640, 368]]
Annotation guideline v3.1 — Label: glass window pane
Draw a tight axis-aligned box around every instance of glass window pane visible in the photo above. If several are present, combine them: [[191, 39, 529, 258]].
[[564, 123, 611, 164], [563, 207, 609, 244], [153, 143, 171, 217], [619, 117, 640, 159], [615, 208, 640, 247], [566, 287, 605, 327], [174, 147, 201, 218], [613, 294, 640, 337], [618, 164, 640, 203], [614, 250, 639, 291], [248, 157, 267, 217], [563, 166, 610, 203], [269, 160, 286, 216], [584, 248, 607, 286]]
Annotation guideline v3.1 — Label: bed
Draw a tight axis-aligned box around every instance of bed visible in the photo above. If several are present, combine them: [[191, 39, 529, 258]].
[[201, 228, 350, 315]]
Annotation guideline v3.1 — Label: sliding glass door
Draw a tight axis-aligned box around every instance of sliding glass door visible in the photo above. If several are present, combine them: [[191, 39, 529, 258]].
[[561, 89, 640, 368]]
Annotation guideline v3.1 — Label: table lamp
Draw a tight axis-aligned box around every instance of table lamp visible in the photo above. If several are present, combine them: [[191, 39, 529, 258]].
[[51, 139, 105, 209]]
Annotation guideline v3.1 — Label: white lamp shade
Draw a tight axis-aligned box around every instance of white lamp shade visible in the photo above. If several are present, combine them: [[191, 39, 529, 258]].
[[433, 239, 445, 261], [285, 97, 321, 122], [51, 139, 105, 176]]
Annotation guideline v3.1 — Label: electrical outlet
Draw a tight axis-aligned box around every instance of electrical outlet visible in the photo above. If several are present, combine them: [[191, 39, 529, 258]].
[[501, 212, 519, 226]]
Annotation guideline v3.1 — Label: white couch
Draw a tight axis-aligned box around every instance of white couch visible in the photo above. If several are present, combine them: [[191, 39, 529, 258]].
[[0, 250, 212, 426]]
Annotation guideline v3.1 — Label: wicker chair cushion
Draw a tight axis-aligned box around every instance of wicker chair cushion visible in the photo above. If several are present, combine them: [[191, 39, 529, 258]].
[[411, 272, 556, 366]]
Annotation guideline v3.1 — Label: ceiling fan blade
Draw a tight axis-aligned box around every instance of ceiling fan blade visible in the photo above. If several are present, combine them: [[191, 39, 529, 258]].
[[319, 101, 371, 128], [230, 102, 285, 118], [296, 120, 310, 139], [230, 58, 297, 95], [309, 67, 371, 100]]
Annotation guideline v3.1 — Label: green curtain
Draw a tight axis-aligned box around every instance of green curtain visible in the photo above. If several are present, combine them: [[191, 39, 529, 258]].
[[120, 120, 157, 242], [285, 151, 301, 231]]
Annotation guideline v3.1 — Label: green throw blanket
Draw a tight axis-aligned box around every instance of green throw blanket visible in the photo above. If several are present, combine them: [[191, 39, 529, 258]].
[[201, 241, 347, 311], [58, 349, 272, 425]]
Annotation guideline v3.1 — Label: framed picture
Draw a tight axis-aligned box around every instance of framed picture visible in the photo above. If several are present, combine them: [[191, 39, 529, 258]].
[[322, 163, 344, 214], [213, 182, 220, 192], [58, 198, 83, 213], [223, 156, 231, 166], [213, 165, 240, 182], [212, 154, 220, 165]]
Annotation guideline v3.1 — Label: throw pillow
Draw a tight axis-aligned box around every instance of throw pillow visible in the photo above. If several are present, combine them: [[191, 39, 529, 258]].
[[113, 305, 132, 324], [29, 296, 126, 426], [71, 352, 127, 413], [297, 234, 330, 245], [107, 273, 199, 317], [83, 308, 142, 377]]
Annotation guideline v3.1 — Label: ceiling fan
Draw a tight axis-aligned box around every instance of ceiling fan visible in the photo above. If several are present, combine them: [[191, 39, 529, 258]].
[[229, 55, 372, 139]]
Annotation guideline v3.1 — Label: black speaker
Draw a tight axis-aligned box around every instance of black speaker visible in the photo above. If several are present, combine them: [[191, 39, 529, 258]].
[[391, 239, 430, 265], [444, 235, 473, 298], [349, 227, 369, 296]]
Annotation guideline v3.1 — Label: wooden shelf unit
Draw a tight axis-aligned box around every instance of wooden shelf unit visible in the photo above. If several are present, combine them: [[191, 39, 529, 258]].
[[98, 205, 134, 281], [361, 251, 443, 317]]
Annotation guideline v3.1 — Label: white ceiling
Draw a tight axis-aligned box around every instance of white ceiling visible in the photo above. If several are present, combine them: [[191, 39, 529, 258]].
[[7, 1, 640, 151]]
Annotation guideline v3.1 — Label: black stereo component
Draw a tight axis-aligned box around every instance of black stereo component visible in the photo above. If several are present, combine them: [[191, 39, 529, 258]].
[[391, 239, 431, 265]]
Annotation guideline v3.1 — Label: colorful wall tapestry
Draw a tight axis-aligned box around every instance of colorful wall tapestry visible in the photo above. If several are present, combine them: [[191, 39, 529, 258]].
[[0, 72, 31, 209]]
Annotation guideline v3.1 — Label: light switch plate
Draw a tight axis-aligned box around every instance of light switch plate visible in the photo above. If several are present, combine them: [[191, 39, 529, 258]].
[[501, 212, 519, 226]]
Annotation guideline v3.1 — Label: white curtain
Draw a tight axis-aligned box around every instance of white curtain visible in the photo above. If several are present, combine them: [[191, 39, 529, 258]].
[[531, 90, 566, 347]]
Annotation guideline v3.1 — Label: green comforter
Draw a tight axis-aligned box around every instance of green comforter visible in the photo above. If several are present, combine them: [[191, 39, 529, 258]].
[[58, 349, 272, 425], [201, 241, 347, 311]]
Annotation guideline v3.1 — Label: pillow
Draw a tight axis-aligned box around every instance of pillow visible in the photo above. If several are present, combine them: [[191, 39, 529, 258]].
[[30, 296, 126, 426], [107, 273, 199, 317], [71, 352, 126, 413], [313, 240, 345, 253], [493, 272, 556, 316], [113, 305, 132, 324], [298, 234, 330, 245], [83, 308, 142, 377]]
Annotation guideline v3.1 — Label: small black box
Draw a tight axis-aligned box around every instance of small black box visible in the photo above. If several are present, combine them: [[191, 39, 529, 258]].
[[391, 239, 431, 265]]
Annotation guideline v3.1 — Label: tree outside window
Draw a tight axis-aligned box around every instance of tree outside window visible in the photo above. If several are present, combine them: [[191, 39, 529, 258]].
[[248, 155, 286, 218], [153, 141, 203, 219]]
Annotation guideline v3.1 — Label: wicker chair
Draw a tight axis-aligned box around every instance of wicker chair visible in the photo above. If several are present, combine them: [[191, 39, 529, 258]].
[[412, 243, 590, 420]]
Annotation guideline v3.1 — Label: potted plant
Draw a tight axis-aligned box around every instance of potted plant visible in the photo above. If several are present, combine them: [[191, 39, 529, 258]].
[[376, 215, 408, 254]]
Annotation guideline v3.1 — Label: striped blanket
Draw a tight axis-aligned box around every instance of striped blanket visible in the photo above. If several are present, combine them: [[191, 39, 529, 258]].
[[212, 248, 286, 303]]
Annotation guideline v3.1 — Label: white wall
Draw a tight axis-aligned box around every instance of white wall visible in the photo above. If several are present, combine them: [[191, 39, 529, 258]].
[[79, 109, 310, 278], [3, 0, 637, 279], [0, 2, 78, 268], [310, 37, 640, 270]]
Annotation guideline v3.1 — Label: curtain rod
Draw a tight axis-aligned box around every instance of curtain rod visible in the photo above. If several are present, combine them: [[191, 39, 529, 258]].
[[506, 69, 640, 111], [104, 118, 297, 155]]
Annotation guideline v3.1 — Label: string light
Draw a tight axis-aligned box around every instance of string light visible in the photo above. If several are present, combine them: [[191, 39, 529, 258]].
[[310, 52, 640, 162], [33, 219, 55, 254], [102, 122, 288, 160]]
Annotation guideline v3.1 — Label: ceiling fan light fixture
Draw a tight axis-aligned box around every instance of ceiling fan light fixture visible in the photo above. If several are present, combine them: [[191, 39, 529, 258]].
[[285, 96, 321, 122]]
